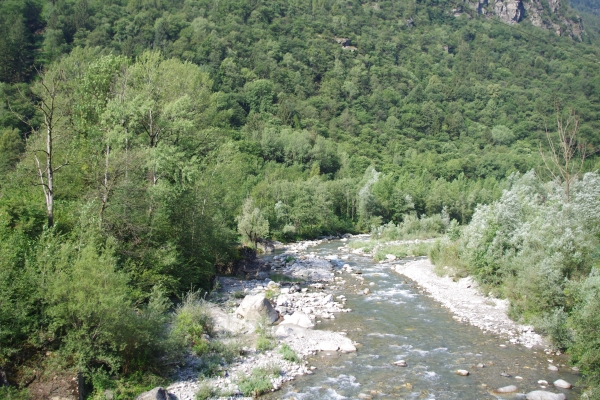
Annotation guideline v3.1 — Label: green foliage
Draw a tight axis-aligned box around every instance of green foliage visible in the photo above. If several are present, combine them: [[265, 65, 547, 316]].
[[279, 344, 300, 363], [173, 292, 214, 347], [0, 386, 29, 400], [195, 380, 216, 400], [269, 273, 303, 283], [237, 197, 269, 248], [432, 170, 600, 388], [2, 0, 600, 391], [570, 269, 600, 387], [373, 241, 434, 262], [256, 335, 275, 352], [237, 365, 281, 398], [371, 213, 449, 241]]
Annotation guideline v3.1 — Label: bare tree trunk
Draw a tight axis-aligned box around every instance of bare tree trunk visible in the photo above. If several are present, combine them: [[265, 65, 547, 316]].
[[18, 71, 69, 228], [100, 142, 110, 223], [540, 107, 587, 203]]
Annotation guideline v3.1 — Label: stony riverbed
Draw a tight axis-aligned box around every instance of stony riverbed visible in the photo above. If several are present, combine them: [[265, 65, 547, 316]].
[[138, 236, 580, 400]]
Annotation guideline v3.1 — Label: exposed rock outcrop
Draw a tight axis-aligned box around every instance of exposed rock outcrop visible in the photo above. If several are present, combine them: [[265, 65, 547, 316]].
[[460, 0, 582, 38]]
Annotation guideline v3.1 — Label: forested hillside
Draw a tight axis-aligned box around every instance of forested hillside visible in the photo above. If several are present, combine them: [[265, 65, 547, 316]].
[[1, 0, 600, 398]]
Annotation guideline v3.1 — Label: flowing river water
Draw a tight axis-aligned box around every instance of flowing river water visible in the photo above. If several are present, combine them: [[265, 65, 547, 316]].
[[263, 239, 581, 400]]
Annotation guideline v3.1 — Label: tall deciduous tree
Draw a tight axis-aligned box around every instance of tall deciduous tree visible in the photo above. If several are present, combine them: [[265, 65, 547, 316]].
[[237, 197, 269, 248]]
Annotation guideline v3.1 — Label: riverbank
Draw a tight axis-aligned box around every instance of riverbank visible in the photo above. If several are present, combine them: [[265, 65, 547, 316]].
[[156, 236, 360, 399], [393, 258, 544, 348], [140, 235, 576, 399]]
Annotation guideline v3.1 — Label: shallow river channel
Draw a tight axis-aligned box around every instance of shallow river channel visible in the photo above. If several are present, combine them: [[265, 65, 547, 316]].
[[263, 239, 581, 400]]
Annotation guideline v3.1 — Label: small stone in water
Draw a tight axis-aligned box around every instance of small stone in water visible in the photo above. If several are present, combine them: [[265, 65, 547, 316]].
[[363, 288, 371, 295], [538, 380, 548, 386], [515, 376, 523, 380], [553, 379, 572, 389], [477, 363, 485, 368], [393, 360, 407, 367], [493, 385, 518, 394], [548, 365, 559, 372], [456, 369, 469, 376]]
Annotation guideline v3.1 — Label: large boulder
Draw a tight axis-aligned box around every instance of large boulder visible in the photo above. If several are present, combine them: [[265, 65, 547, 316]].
[[279, 312, 314, 328], [235, 294, 279, 323], [525, 391, 566, 400], [135, 387, 169, 400]]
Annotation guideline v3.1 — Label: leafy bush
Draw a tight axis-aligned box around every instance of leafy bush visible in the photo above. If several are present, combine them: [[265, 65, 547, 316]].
[[173, 292, 214, 346], [371, 213, 449, 241], [237, 365, 281, 397], [0, 387, 29, 400], [278, 344, 300, 363], [533, 308, 573, 351], [195, 380, 216, 400], [570, 270, 600, 387], [256, 335, 275, 352]]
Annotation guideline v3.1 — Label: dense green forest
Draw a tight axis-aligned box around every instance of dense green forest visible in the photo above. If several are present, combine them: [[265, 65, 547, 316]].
[[1, 0, 600, 397]]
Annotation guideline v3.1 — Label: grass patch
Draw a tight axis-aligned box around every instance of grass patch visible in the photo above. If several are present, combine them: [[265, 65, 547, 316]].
[[269, 273, 303, 283], [264, 287, 278, 300], [173, 291, 214, 346], [256, 335, 275, 351], [195, 380, 216, 400], [373, 241, 434, 262], [347, 240, 377, 253], [194, 339, 245, 378], [237, 365, 281, 397], [428, 239, 468, 278], [278, 343, 300, 363], [232, 290, 246, 299], [255, 317, 276, 352]]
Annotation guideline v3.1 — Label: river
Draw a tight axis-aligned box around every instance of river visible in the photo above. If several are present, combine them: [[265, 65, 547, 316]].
[[264, 238, 581, 400]]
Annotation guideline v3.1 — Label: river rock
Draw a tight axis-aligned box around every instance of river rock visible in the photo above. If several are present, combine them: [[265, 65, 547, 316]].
[[538, 380, 548, 386], [385, 254, 397, 261], [135, 387, 169, 400], [340, 343, 357, 353], [455, 369, 469, 376], [279, 312, 314, 328], [525, 391, 566, 400], [553, 379, 572, 389], [235, 294, 279, 323], [548, 365, 559, 371], [363, 288, 371, 295], [319, 341, 339, 352], [493, 385, 518, 394], [393, 360, 407, 367]]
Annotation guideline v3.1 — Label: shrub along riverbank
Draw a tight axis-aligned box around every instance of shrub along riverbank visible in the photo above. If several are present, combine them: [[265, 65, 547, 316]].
[[430, 170, 600, 397]]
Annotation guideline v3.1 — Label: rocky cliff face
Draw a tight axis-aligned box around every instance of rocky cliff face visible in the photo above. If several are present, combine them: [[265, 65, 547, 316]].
[[459, 0, 583, 38]]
